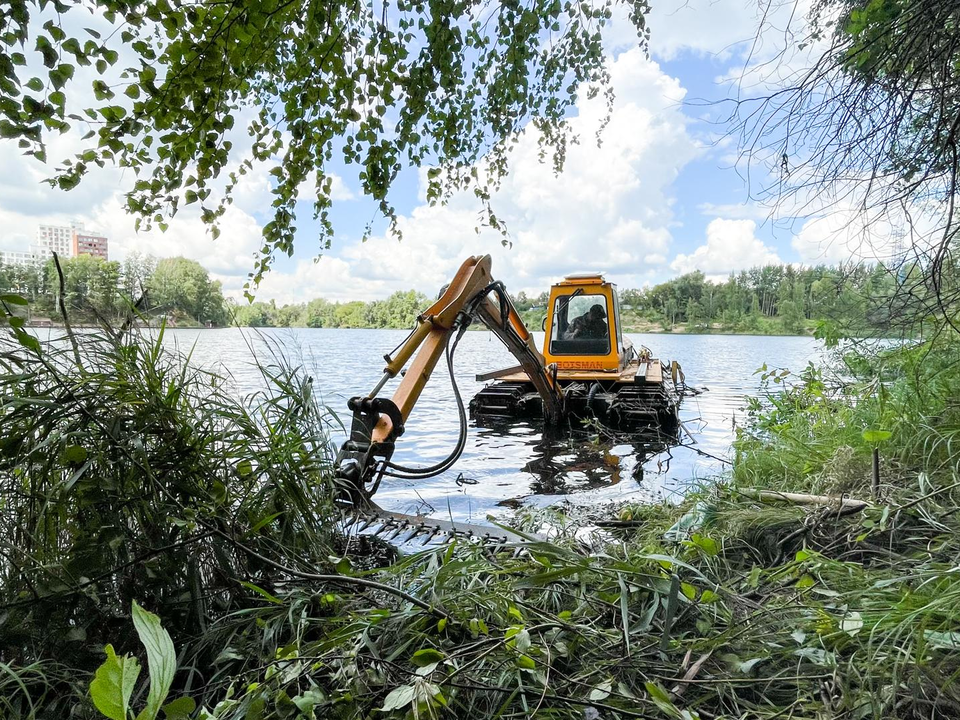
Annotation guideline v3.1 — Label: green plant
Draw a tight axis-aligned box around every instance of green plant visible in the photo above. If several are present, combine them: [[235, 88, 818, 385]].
[[91, 601, 191, 720]]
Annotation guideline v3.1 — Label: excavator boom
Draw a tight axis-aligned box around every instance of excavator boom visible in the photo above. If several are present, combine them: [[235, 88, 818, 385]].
[[334, 255, 563, 507]]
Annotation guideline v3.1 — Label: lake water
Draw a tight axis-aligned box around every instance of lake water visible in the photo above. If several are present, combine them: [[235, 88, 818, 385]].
[[158, 328, 823, 526]]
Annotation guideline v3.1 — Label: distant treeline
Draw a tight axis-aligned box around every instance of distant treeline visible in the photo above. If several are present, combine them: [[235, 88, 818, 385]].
[[0, 253, 434, 329], [516, 264, 902, 335], [1, 253, 904, 335], [231, 291, 431, 329], [225, 263, 907, 335]]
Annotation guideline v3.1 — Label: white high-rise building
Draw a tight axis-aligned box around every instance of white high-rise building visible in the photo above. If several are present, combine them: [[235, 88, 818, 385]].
[[33, 221, 83, 258]]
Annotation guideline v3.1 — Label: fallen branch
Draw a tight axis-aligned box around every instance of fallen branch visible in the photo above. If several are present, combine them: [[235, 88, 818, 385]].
[[739, 488, 871, 511]]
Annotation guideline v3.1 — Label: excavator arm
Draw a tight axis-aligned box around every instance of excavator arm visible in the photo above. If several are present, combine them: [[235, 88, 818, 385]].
[[334, 255, 564, 506]]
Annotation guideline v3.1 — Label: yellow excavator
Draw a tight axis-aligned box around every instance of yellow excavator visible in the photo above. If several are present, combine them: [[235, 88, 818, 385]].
[[334, 255, 682, 542]]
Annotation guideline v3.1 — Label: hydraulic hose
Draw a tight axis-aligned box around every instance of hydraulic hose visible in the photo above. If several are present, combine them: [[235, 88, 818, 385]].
[[380, 320, 470, 480]]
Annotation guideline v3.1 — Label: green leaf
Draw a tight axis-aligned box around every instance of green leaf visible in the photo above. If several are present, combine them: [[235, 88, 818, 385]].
[[690, 533, 718, 556], [132, 601, 176, 720], [90, 644, 141, 720], [248, 511, 281, 534], [411, 648, 445, 667], [589, 679, 612, 701], [1, 293, 28, 305], [515, 654, 536, 669], [239, 581, 282, 605], [61, 444, 88, 464], [644, 681, 687, 718], [162, 696, 196, 719], [26, 77, 43, 92], [380, 684, 415, 711], [291, 689, 324, 714], [15, 329, 41, 354], [862, 429, 892, 444]]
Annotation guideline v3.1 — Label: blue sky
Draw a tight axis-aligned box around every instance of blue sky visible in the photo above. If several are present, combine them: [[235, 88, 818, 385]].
[[2, 0, 869, 302]]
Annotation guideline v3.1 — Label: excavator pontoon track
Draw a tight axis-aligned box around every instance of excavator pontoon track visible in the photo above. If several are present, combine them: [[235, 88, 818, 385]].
[[471, 362, 682, 433]]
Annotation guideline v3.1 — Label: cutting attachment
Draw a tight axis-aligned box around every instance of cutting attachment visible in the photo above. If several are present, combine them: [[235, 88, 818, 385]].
[[341, 501, 533, 546]]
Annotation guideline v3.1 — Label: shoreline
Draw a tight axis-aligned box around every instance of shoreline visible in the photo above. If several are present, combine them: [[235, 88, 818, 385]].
[[26, 321, 817, 338]]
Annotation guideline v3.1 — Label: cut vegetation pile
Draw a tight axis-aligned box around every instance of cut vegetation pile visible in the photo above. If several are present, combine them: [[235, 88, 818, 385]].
[[2, 314, 960, 719]]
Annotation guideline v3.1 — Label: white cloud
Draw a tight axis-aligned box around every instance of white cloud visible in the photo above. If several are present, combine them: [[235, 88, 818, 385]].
[[647, 0, 766, 61], [602, 0, 799, 62], [254, 256, 366, 303], [710, 0, 828, 99], [90, 194, 263, 277], [790, 209, 908, 265], [671, 218, 781, 275]]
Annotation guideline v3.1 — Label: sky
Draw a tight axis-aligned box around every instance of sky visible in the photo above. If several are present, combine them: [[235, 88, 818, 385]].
[[0, 0, 873, 303]]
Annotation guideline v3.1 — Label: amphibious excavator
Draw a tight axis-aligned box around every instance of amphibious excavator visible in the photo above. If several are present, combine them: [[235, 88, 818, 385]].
[[334, 255, 683, 542]]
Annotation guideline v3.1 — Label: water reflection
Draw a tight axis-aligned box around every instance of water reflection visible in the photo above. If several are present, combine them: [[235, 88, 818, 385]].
[[507, 422, 679, 495]]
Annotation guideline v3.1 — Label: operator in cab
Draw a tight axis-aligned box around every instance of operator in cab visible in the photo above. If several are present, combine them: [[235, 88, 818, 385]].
[[565, 303, 608, 339]]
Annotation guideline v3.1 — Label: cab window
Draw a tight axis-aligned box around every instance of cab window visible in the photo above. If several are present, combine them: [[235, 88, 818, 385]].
[[549, 293, 611, 356]]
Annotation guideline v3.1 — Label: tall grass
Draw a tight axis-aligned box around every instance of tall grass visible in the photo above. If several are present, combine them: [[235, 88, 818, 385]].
[[0, 323, 340, 715]]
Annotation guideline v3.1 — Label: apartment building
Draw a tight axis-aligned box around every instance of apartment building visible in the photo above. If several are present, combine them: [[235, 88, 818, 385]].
[[72, 230, 109, 260], [34, 221, 83, 258], [3, 221, 110, 268], [0, 250, 41, 267]]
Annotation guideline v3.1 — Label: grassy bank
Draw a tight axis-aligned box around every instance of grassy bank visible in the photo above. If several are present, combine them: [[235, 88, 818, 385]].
[[2, 311, 958, 718]]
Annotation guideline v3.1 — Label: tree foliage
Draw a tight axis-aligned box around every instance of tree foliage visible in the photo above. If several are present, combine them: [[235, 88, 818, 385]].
[[147, 257, 227, 325], [1, 0, 649, 290], [230, 289, 430, 328], [511, 262, 908, 336]]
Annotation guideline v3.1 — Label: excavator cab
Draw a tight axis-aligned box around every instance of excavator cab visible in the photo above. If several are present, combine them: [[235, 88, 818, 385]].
[[542, 274, 627, 373]]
